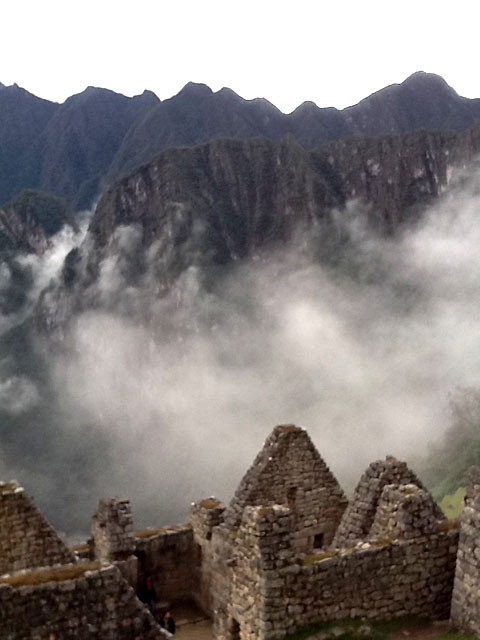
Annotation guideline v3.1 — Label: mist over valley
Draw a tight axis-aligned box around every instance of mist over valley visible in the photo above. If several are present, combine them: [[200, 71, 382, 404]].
[[1, 73, 480, 538]]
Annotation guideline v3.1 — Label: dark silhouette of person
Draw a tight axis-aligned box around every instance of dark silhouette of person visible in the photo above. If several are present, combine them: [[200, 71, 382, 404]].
[[139, 576, 156, 614], [165, 610, 176, 634], [158, 610, 165, 628]]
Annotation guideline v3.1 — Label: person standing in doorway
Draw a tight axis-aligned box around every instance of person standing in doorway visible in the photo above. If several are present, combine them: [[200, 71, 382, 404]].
[[164, 610, 176, 634]]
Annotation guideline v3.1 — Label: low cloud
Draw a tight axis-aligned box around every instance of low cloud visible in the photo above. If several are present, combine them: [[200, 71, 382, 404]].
[[3, 171, 480, 534]]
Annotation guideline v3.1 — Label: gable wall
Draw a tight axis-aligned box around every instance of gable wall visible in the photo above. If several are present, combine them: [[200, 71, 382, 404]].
[[0, 483, 75, 575], [225, 505, 458, 640], [224, 426, 347, 551]]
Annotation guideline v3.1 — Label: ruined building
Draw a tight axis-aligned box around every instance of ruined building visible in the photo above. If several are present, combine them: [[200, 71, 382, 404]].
[[0, 424, 479, 639]]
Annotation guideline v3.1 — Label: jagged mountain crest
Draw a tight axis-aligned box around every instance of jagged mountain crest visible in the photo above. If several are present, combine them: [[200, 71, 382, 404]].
[[2, 71, 480, 234]]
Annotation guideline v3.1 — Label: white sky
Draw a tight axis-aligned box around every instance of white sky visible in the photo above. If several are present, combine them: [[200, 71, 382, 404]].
[[1, 0, 479, 113]]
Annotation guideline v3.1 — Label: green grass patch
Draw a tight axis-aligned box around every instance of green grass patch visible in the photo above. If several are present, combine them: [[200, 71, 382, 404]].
[[302, 550, 338, 566], [283, 617, 433, 640], [440, 487, 466, 519], [436, 633, 478, 640]]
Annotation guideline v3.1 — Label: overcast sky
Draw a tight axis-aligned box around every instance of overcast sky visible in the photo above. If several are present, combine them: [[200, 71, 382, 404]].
[[1, 0, 478, 113]]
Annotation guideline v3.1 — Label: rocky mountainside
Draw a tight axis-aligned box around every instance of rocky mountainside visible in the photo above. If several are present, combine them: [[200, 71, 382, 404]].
[[0, 190, 69, 254], [36, 87, 159, 210], [106, 72, 480, 183], [0, 84, 57, 204], [2, 72, 480, 221], [0, 84, 158, 209], [52, 120, 480, 315], [343, 72, 480, 136]]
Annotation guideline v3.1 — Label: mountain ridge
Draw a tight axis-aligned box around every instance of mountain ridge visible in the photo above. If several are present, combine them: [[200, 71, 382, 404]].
[[2, 72, 480, 216]]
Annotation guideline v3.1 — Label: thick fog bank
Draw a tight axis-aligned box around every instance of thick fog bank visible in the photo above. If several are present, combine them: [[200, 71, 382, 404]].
[[2, 172, 480, 536]]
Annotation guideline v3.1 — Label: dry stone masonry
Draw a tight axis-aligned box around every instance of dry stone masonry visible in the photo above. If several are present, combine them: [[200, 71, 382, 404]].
[[333, 456, 444, 548], [225, 504, 458, 640], [2, 425, 480, 639], [224, 425, 348, 550], [92, 498, 135, 560], [0, 481, 75, 574], [451, 467, 480, 636], [0, 563, 169, 639], [368, 484, 442, 540]]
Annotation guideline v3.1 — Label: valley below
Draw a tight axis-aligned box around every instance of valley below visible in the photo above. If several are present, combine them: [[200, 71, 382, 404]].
[[1, 73, 480, 538]]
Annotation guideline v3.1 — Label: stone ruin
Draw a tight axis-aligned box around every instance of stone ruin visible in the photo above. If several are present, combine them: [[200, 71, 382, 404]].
[[0, 482, 169, 639], [0, 424, 479, 639], [450, 466, 480, 636]]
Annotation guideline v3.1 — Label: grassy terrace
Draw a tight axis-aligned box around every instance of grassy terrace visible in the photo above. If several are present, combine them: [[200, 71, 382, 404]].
[[284, 618, 477, 640], [0, 562, 104, 588]]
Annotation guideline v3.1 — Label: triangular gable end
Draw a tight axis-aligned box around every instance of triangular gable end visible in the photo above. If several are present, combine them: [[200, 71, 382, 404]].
[[223, 425, 347, 549], [0, 480, 75, 574], [333, 457, 445, 548]]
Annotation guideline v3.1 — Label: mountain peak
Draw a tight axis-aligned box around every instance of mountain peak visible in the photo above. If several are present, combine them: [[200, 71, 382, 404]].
[[177, 81, 213, 99], [292, 100, 321, 115], [217, 86, 241, 100], [402, 71, 456, 95]]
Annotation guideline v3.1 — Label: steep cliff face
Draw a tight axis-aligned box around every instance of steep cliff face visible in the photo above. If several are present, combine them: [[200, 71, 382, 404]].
[[2, 72, 480, 215], [0, 190, 69, 254], [92, 136, 343, 260], [56, 122, 480, 307], [319, 123, 480, 229]]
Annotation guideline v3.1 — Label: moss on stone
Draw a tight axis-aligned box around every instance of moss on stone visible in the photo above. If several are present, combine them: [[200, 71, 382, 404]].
[[199, 498, 221, 509], [134, 528, 163, 539], [69, 543, 92, 552], [0, 562, 104, 587], [302, 550, 338, 566]]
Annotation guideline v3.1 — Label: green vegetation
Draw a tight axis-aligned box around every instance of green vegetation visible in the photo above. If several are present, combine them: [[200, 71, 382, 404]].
[[283, 617, 426, 640], [302, 550, 338, 566], [436, 633, 478, 640], [440, 487, 466, 519], [283, 618, 477, 640], [423, 388, 480, 503], [5, 189, 70, 236]]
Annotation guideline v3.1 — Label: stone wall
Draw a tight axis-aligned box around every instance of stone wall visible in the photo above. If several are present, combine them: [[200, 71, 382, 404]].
[[92, 497, 135, 560], [135, 524, 195, 605], [224, 425, 347, 552], [222, 504, 458, 640], [0, 563, 169, 639], [368, 484, 441, 541], [333, 457, 444, 548], [450, 467, 480, 635], [91, 498, 138, 588], [190, 498, 227, 615], [0, 481, 75, 575]]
